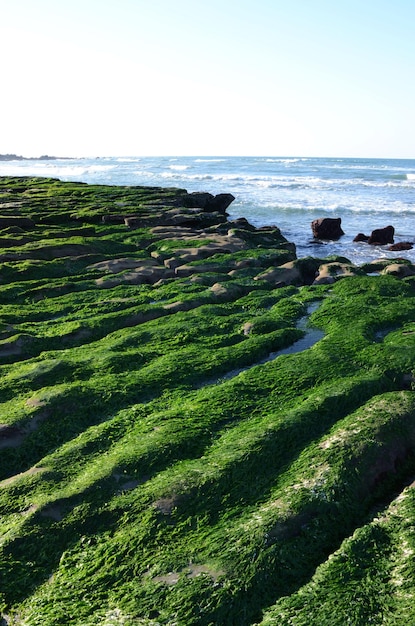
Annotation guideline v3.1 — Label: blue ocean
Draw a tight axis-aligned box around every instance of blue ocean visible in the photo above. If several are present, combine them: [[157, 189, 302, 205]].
[[1, 155, 414, 265]]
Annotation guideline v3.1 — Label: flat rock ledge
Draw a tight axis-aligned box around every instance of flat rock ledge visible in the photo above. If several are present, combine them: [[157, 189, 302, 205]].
[[0, 177, 414, 295], [86, 220, 415, 290]]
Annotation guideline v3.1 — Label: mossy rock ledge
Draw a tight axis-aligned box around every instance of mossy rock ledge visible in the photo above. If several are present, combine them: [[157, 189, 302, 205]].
[[1, 176, 415, 625]]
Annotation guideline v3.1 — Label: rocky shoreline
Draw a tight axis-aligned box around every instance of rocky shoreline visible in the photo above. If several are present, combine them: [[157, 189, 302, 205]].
[[1, 176, 415, 625], [1, 178, 413, 293], [0, 154, 67, 161]]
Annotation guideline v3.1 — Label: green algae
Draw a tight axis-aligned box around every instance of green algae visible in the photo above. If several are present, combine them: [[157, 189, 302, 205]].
[[0, 177, 415, 625]]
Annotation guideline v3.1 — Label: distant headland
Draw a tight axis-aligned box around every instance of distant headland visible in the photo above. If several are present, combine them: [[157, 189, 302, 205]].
[[0, 153, 73, 161]]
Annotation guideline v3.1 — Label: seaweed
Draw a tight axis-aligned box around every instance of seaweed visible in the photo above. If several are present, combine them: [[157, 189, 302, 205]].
[[1, 176, 415, 625]]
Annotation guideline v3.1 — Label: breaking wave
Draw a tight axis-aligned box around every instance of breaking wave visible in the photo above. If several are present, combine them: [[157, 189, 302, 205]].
[[1, 155, 414, 265], [0, 162, 116, 178], [157, 170, 415, 191]]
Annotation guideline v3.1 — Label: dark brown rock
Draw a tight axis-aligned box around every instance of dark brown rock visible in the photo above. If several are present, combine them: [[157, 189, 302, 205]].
[[368, 225, 394, 245], [311, 218, 344, 240], [353, 233, 370, 242], [170, 210, 227, 227], [206, 193, 235, 214], [177, 192, 235, 214], [181, 192, 214, 209], [230, 217, 256, 231], [125, 208, 227, 229], [388, 241, 413, 251]]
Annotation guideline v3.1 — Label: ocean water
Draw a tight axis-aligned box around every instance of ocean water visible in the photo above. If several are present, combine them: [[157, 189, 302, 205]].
[[1, 155, 415, 265]]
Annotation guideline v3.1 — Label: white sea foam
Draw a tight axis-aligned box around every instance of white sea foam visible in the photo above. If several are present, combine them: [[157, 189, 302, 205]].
[[134, 169, 154, 178], [0, 163, 116, 177], [265, 158, 301, 163], [194, 158, 227, 162], [155, 169, 415, 192], [2, 155, 415, 266], [160, 172, 212, 180], [115, 157, 141, 162], [160, 172, 241, 182]]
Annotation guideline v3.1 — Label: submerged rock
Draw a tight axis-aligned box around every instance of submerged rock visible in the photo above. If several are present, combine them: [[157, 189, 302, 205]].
[[388, 241, 413, 251], [354, 232, 370, 242]]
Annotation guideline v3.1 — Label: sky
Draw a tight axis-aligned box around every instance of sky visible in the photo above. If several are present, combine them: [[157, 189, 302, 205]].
[[1, 0, 415, 158]]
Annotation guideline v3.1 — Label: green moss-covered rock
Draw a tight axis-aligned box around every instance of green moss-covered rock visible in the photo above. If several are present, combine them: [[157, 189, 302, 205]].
[[1, 177, 415, 625]]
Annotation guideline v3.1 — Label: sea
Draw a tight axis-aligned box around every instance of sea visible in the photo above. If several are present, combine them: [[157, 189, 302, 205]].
[[1, 155, 415, 266]]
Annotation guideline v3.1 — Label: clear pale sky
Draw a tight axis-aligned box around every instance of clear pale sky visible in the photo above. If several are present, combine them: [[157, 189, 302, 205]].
[[1, 0, 414, 158]]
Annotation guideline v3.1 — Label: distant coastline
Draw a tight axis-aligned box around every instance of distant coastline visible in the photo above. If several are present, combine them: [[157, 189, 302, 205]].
[[0, 154, 72, 161]]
